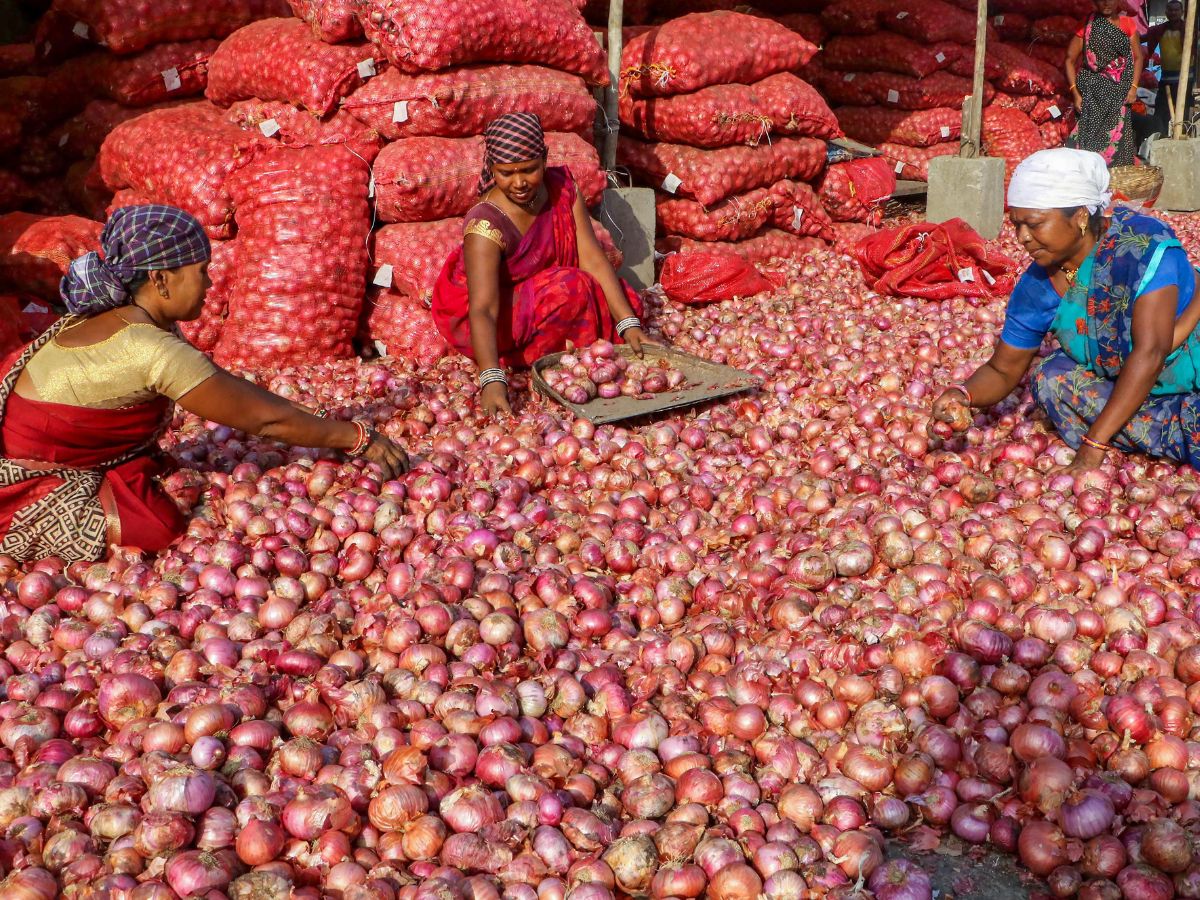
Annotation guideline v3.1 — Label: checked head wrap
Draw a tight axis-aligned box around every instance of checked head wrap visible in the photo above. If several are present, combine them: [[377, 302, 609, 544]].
[[61, 204, 211, 316], [478, 112, 548, 194]]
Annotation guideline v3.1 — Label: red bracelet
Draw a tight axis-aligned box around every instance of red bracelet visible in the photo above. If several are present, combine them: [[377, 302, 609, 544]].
[[346, 421, 371, 457], [1080, 435, 1114, 454]]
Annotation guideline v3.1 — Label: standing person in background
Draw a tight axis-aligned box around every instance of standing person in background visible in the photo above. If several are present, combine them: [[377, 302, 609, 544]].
[[1145, 0, 1196, 137], [1066, 0, 1145, 166]]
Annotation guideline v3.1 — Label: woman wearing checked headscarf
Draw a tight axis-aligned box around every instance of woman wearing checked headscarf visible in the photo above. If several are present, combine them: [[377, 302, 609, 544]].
[[930, 149, 1200, 474], [431, 113, 646, 416], [0, 205, 408, 563]]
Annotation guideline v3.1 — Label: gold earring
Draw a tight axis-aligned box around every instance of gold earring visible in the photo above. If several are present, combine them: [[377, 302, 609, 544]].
[[1080, 223, 1087, 237]]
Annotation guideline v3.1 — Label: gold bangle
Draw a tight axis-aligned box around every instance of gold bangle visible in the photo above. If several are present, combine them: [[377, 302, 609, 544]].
[[347, 421, 372, 457]]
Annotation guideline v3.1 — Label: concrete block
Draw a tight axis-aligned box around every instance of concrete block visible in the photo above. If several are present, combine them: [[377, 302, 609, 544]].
[[598, 186, 656, 292], [925, 156, 1006, 240], [1150, 138, 1200, 212]]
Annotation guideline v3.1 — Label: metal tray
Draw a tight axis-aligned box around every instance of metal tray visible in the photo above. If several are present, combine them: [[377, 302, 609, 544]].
[[531, 344, 759, 425]]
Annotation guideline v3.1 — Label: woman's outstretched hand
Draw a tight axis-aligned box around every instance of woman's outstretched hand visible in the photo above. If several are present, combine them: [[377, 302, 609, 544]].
[[480, 381, 512, 417], [623, 326, 652, 359], [927, 388, 972, 439], [361, 432, 410, 481], [1053, 442, 1108, 476]]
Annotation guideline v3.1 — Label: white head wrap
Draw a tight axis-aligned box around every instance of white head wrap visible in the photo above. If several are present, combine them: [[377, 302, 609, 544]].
[[1006, 148, 1113, 214]]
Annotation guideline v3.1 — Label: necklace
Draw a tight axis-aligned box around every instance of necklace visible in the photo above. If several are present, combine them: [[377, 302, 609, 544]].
[[1061, 264, 1080, 287]]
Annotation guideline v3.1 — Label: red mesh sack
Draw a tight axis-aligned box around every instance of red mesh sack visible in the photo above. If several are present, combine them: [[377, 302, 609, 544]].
[[994, 0, 1091, 15], [766, 180, 834, 242], [990, 12, 1032, 40], [800, 62, 878, 106], [818, 158, 897, 226], [358, 0, 608, 84], [51, 100, 179, 160], [0, 212, 103, 300], [52, 41, 218, 108], [178, 239, 237, 353], [855, 218, 1016, 300], [0, 45, 38, 78], [34, 8, 101, 64], [986, 44, 1067, 96], [1040, 119, 1071, 148], [878, 142, 959, 182], [775, 14, 827, 46], [864, 71, 992, 111], [620, 12, 817, 99], [207, 19, 382, 117], [658, 229, 823, 266], [371, 219, 461, 305], [883, 0, 992, 44], [991, 92, 1038, 114], [49, 0, 292, 55], [226, 101, 382, 164], [0, 111, 19, 157], [982, 106, 1046, 181], [835, 107, 962, 148], [657, 187, 774, 243], [1024, 43, 1068, 67], [64, 160, 114, 220], [287, 0, 363, 44], [99, 103, 268, 239], [372, 133, 603, 224], [0, 75, 82, 131], [620, 74, 840, 149], [617, 136, 825, 208], [820, 0, 890, 36], [343, 65, 595, 142], [0, 170, 35, 214], [214, 145, 370, 370], [659, 249, 772, 305], [1032, 15, 1080, 44], [364, 290, 451, 367], [823, 35, 960, 79]]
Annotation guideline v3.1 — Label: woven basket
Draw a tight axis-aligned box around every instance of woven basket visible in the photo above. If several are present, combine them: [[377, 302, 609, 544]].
[[1109, 164, 1164, 201]]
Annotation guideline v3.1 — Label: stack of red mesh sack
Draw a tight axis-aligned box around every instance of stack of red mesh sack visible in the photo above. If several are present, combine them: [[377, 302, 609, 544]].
[[807, 0, 1072, 184], [616, 10, 841, 267], [0, 0, 291, 221], [335, 0, 612, 362]]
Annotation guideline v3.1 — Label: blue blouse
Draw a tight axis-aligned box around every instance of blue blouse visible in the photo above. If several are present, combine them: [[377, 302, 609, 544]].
[[1001, 246, 1198, 350]]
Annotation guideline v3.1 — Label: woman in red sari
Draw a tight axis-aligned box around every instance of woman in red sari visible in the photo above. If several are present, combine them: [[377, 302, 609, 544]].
[[432, 113, 646, 416], [0, 205, 409, 564]]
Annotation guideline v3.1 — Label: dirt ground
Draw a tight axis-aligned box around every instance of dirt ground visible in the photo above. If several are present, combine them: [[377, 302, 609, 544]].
[[886, 838, 1034, 900]]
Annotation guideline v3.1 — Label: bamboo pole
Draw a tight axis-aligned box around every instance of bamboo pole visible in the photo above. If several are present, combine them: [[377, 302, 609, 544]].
[[1170, 0, 1198, 139], [961, 0, 989, 157], [603, 0, 624, 170]]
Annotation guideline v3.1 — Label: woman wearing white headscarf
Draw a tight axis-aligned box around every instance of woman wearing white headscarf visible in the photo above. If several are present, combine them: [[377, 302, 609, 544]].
[[930, 148, 1200, 473]]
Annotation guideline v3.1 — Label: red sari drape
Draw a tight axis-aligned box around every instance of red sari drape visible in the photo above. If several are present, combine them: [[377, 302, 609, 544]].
[[431, 167, 643, 368], [0, 332, 185, 562]]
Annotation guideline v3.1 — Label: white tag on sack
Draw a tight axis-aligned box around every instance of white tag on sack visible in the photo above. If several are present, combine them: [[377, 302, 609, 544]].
[[392, 100, 409, 123], [72, 21, 88, 39], [162, 67, 181, 92], [372, 264, 394, 288], [896, 11, 909, 19], [368, 176, 375, 198], [661, 173, 682, 194], [935, 51, 946, 63], [887, 89, 900, 104], [24, 301, 48, 314], [791, 206, 805, 230], [844, 73, 856, 82], [940, 125, 952, 138], [894, 161, 905, 174], [57, 133, 69, 147], [258, 118, 280, 137], [994, 15, 1005, 25], [957, 266, 976, 283], [1049, 105, 1062, 119], [357, 58, 377, 79], [374, 340, 389, 358], [982, 269, 996, 286]]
